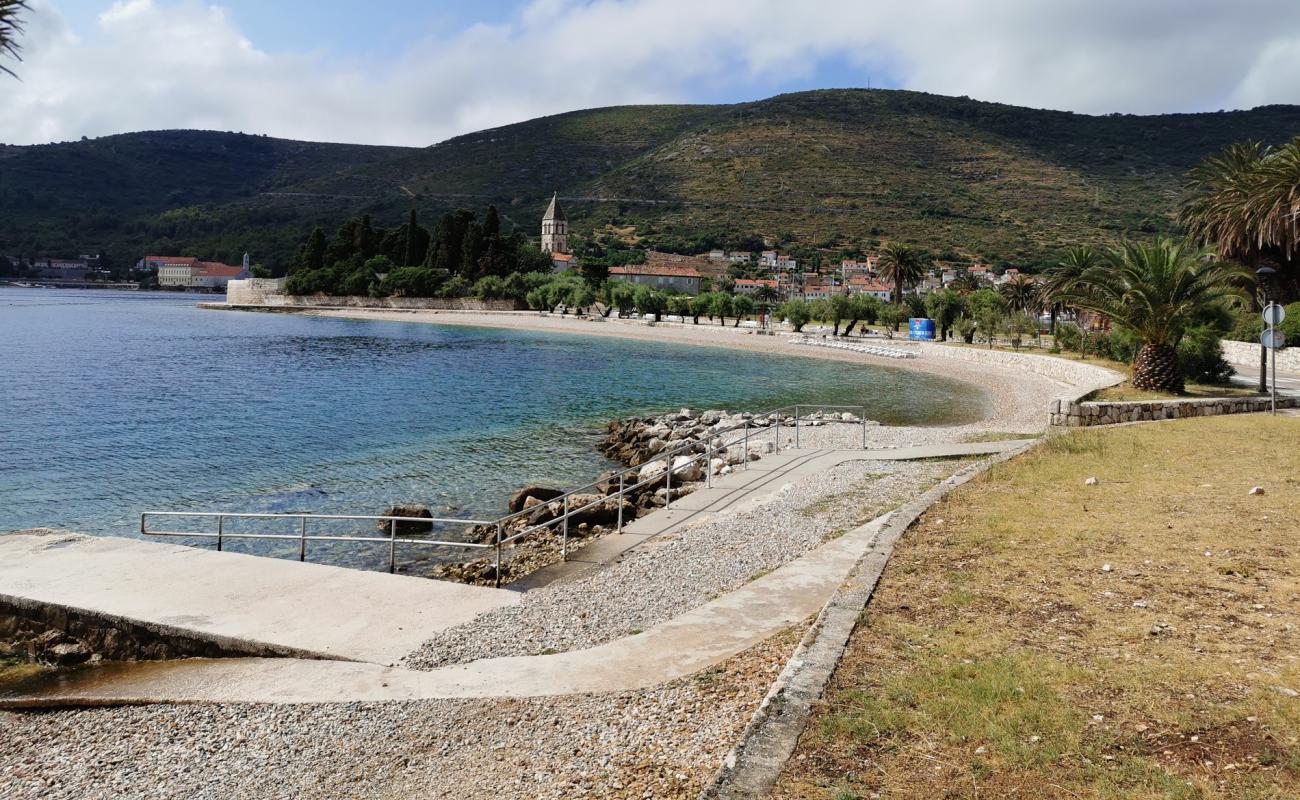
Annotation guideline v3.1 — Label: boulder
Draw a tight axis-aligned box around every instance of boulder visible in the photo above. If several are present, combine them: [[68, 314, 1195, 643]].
[[699, 410, 723, 426], [670, 455, 703, 482], [507, 486, 565, 514], [639, 460, 669, 483], [379, 504, 434, 536]]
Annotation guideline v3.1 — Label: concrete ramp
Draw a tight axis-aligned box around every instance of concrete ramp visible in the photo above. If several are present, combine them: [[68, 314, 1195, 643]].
[[0, 531, 519, 665]]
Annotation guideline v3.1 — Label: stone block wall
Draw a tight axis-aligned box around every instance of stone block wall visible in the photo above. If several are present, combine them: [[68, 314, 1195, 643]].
[[1221, 339, 1300, 373], [916, 342, 1124, 391], [1050, 395, 1295, 427], [223, 280, 523, 312]]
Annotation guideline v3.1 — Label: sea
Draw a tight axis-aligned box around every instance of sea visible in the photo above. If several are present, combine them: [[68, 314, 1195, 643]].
[[0, 288, 982, 568]]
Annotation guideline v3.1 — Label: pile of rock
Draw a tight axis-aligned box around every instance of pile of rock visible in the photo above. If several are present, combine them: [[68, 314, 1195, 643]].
[[431, 407, 873, 586], [1, 618, 94, 666]]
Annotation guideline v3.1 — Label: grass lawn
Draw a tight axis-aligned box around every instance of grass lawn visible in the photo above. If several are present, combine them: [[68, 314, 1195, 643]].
[[772, 415, 1300, 800], [1089, 383, 1263, 403]]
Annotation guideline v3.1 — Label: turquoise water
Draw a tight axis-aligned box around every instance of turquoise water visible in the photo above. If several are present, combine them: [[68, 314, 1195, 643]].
[[0, 289, 981, 562]]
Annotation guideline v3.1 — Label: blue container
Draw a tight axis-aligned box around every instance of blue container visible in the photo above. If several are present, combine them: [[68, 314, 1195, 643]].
[[908, 318, 936, 341]]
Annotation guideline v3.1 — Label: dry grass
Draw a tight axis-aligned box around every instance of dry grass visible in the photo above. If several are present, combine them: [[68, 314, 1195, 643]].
[[1090, 383, 1263, 402], [772, 415, 1300, 800]]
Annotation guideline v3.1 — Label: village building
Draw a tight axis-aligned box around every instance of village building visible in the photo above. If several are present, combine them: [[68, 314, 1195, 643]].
[[733, 278, 781, 298], [845, 276, 893, 300], [144, 254, 251, 291], [608, 263, 701, 294]]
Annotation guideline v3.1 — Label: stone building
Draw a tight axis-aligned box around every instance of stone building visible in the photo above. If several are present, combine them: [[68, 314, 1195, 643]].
[[541, 193, 569, 256]]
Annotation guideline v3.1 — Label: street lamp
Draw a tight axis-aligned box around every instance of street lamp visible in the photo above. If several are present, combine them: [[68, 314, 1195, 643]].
[[1256, 266, 1278, 413]]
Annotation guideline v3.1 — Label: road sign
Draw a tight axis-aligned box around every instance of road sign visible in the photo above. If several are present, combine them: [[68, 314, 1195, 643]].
[[1263, 303, 1287, 326], [1262, 330, 1286, 349]]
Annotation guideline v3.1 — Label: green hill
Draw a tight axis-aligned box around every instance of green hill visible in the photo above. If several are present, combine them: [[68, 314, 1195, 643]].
[[2, 90, 1297, 272]]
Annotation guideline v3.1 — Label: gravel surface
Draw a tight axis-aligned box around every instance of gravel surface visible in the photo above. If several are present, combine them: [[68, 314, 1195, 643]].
[[0, 628, 801, 800], [404, 458, 954, 670]]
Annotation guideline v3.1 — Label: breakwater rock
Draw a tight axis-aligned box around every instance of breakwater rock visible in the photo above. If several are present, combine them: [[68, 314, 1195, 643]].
[[432, 408, 872, 586]]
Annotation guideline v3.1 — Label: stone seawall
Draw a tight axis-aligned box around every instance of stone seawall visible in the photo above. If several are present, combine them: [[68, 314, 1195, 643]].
[[1050, 395, 1295, 427], [1222, 339, 1300, 372], [224, 280, 523, 312], [914, 342, 1124, 393]]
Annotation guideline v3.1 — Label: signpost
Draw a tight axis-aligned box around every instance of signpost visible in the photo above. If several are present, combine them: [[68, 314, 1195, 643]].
[[1262, 303, 1287, 415]]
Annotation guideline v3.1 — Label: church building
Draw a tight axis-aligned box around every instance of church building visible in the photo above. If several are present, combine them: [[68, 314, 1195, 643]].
[[541, 192, 574, 272]]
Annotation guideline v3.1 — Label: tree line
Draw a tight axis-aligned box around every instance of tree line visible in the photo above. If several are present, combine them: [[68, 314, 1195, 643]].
[[284, 207, 555, 298]]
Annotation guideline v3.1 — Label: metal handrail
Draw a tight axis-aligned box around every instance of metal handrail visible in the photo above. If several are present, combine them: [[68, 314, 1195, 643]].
[[140, 403, 872, 585]]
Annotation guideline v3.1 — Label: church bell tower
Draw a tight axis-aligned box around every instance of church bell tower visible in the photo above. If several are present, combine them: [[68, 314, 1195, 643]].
[[541, 192, 569, 255]]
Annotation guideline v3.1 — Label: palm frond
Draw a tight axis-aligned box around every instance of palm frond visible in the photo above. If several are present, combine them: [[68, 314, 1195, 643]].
[[0, 0, 29, 78]]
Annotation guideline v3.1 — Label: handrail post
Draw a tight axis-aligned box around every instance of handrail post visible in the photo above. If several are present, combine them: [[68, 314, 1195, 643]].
[[665, 456, 673, 510], [743, 420, 750, 470], [389, 519, 397, 574], [795, 404, 801, 449], [494, 522, 503, 588], [561, 496, 569, 561], [617, 472, 625, 534], [217, 514, 224, 552], [706, 440, 713, 489], [774, 413, 781, 455], [861, 405, 868, 449], [299, 517, 307, 562]]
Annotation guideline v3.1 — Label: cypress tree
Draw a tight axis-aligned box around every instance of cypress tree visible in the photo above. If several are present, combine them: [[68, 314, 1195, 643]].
[[356, 215, 376, 260], [404, 210, 429, 267], [299, 227, 326, 273]]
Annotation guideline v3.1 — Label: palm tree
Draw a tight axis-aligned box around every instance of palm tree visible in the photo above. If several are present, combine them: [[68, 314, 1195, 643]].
[[1181, 138, 1300, 390], [877, 242, 925, 305], [1060, 239, 1246, 393], [1039, 246, 1098, 335], [998, 275, 1039, 315], [0, 0, 28, 78]]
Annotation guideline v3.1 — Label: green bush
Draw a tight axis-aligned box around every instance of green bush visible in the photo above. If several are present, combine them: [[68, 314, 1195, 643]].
[[1054, 323, 1082, 352], [1178, 325, 1234, 384], [1281, 302, 1300, 345], [380, 267, 447, 297]]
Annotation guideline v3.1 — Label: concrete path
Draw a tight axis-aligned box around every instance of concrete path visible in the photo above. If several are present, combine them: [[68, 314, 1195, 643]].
[[514, 439, 1030, 590], [0, 516, 889, 707], [1232, 364, 1300, 397], [0, 439, 1035, 708], [0, 531, 519, 665]]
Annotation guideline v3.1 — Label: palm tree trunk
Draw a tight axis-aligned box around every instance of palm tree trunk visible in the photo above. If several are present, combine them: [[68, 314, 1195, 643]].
[[1132, 342, 1183, 393]]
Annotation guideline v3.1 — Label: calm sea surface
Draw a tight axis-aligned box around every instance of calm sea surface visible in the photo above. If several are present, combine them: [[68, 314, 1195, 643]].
[[0, 288, 981, 565]]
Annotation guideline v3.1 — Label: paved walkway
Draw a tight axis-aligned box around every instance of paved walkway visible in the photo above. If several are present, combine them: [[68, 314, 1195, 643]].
[[514, 440, 1032, 590], [0, 515, 889, 706], [0, 532, 519, 664], [0, 439, 1034, 708]]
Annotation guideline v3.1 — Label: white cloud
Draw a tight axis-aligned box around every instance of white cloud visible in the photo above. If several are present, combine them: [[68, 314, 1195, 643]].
[[2, 0, 1299, 146]]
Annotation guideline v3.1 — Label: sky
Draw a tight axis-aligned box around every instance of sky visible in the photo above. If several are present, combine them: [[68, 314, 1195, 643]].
[[2, 0, 1300, 147]]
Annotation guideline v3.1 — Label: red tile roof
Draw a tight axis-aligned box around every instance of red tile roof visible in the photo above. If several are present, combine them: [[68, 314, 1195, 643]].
[[146, 256, 199, 266], [610, 264, 701, 279], [196, 262, 246, 277]]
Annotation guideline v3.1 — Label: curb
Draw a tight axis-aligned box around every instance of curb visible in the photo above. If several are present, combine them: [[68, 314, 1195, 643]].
[[699, 440, 1040, 798]]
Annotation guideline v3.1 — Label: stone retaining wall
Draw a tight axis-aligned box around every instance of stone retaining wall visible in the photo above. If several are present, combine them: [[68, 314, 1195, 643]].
[[1050, 395, 1295, 427], [915, 342, 1124, 392], [224, 280, 523, 311], [1222, 339, 1300, 372]]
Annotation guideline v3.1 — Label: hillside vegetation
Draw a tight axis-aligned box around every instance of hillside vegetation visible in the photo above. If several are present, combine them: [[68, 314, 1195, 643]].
[[2, 89, 1297, 272]]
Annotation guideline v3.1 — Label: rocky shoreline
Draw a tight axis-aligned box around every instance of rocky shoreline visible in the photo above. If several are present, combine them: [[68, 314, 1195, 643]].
[[425, 407, 872, 586]]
